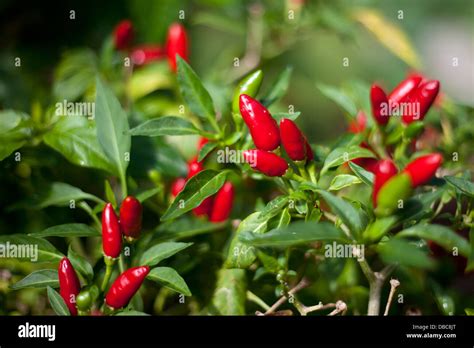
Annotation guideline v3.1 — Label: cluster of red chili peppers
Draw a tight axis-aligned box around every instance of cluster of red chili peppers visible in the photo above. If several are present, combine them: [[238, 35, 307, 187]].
[[171, 138, 235, 222], [239, 94, 313, 178], [113, 19, 188, 71], [348, 74, 443, 216], [58, 196, 149, 315]]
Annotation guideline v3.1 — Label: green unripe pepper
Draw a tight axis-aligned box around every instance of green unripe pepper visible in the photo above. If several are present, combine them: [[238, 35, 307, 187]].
[[232, 70, 263, 115], [76, 290, 92, 311], [375, 172, 413, 217], [404, 121, 424, 139]]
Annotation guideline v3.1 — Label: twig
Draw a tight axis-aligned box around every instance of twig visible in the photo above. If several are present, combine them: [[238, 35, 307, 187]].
[[384, 279, 400, 316], [259, 278, 309, 315], [365, 264, 397, 315], [247, 290, 270, 311], [301, 300, 347, 316]]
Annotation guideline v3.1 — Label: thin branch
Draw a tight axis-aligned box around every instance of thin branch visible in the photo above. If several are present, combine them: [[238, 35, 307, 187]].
[[384, 278, 400, 316], [258, 278, 309, 316]]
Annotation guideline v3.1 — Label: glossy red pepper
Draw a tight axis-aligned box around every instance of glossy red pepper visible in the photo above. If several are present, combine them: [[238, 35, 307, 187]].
[[131, 45, 165, 66], [187, 157, 204, 179], [239, 94, 280, 151], [105, 266, 150, 309], [402, 153, 443, 187], [370, 84, 389, 126], [280, 118, 311, 161], [388, 75, 422, 105], [113, 20, 134, 51], [402, 80, 440, 124], [197, 137, 208, 151], [166, 23, 188, 72], [372, 159, 398, 206], [348, 111, 367, 134], [58, 257, 81, 316], [171, 177, 187, 197], [119, 196, 142, 239], [210, 182, 234, 222], [243, 149, 288, 177], [101, 203, 122, 259]]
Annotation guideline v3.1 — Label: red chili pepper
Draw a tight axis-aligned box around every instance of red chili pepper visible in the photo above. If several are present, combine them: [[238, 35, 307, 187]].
[[131, 45, 165, 66], [197, 137, 208, 151], [402, 153, 443, 187], [402, 80, 440, 124], [119, 196, 142, 240], [166, 23, 188, 72], [243, 149, 288, 177], [370, 84, 389, 126], [210, 182, 234, 222], [388, 75, 422, 105], [280, 118, 311, 161], [187, 157, 204, 179], [351, 157, 378, 174], [58, 257, 81, 316], [239, 94, 280, 151], [105, 266, 150, 309], [102, 203, 122, 259], [171, 177, 187, 197], [305, 140, 314, 161], [113, 20, 134, 51], [372, 159, 398, 206], [193, 196, 214, 217], [348, 111, 367, 134]]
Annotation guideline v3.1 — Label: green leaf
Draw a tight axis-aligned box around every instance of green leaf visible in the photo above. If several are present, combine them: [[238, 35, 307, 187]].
[[257, 195, 289, 221], [115, 310, 150, 316], [465, 308, 474, 316], [348, 161, 375, 186], [225, 212, 268, 269], [240, 220, 347, 247], [210, 268, 246, 315], [397, 224, 471, 257], [30, 223, 100, 238], [444, 176, 474, 198], [47, 286, 70, 316], [257, 251, 280, 273], [161, 169, 229, 221], [154, 217, 226, 242], [10, 270, 59, 290], [271, 112, 300, 122], [104, 180, 117, 207], [321, 145, 375, 175], [176, 57, 215, 121], [317, 83, 357, 116], [129, 62, 173, 100], [95, 77, 131, 179], [0, 111, 31, 161], [68, 245, 94, 282], [329, 174, 362, 191], [0, 110, 25, 133], [53, 49, 97, 101], [363, 217, 396, 242], [377, 238, 435, 269], [317, 190, 365, 235], [467, 229, 474, 272], [12, 182, 102, 210], [128, 116, 201, 137], [136, 187, 161, 203], [147, 267, 191, 296], [44, 116, 116, 174], [0, 235, 63, 263], [261, 66, 293, 107], [198, 141, 217, 162], [139, 242, 193, 267]]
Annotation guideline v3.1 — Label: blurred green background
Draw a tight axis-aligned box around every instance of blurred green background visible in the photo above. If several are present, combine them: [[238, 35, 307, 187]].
[[1, 0, 472, 144]]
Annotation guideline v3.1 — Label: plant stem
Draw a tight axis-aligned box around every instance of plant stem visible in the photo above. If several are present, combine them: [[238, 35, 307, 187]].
[[120, 173, 128, 198], [384, 279, 400, 316], [360, 262, 396, 316], [247, 291, 270, 311], [79, 201, 101, 230], [101, 263, 113, 293], [118, 254, 126, 273]]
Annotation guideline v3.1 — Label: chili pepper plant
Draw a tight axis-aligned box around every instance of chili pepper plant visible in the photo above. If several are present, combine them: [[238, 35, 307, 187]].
[[0, 3, 473, 317]]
